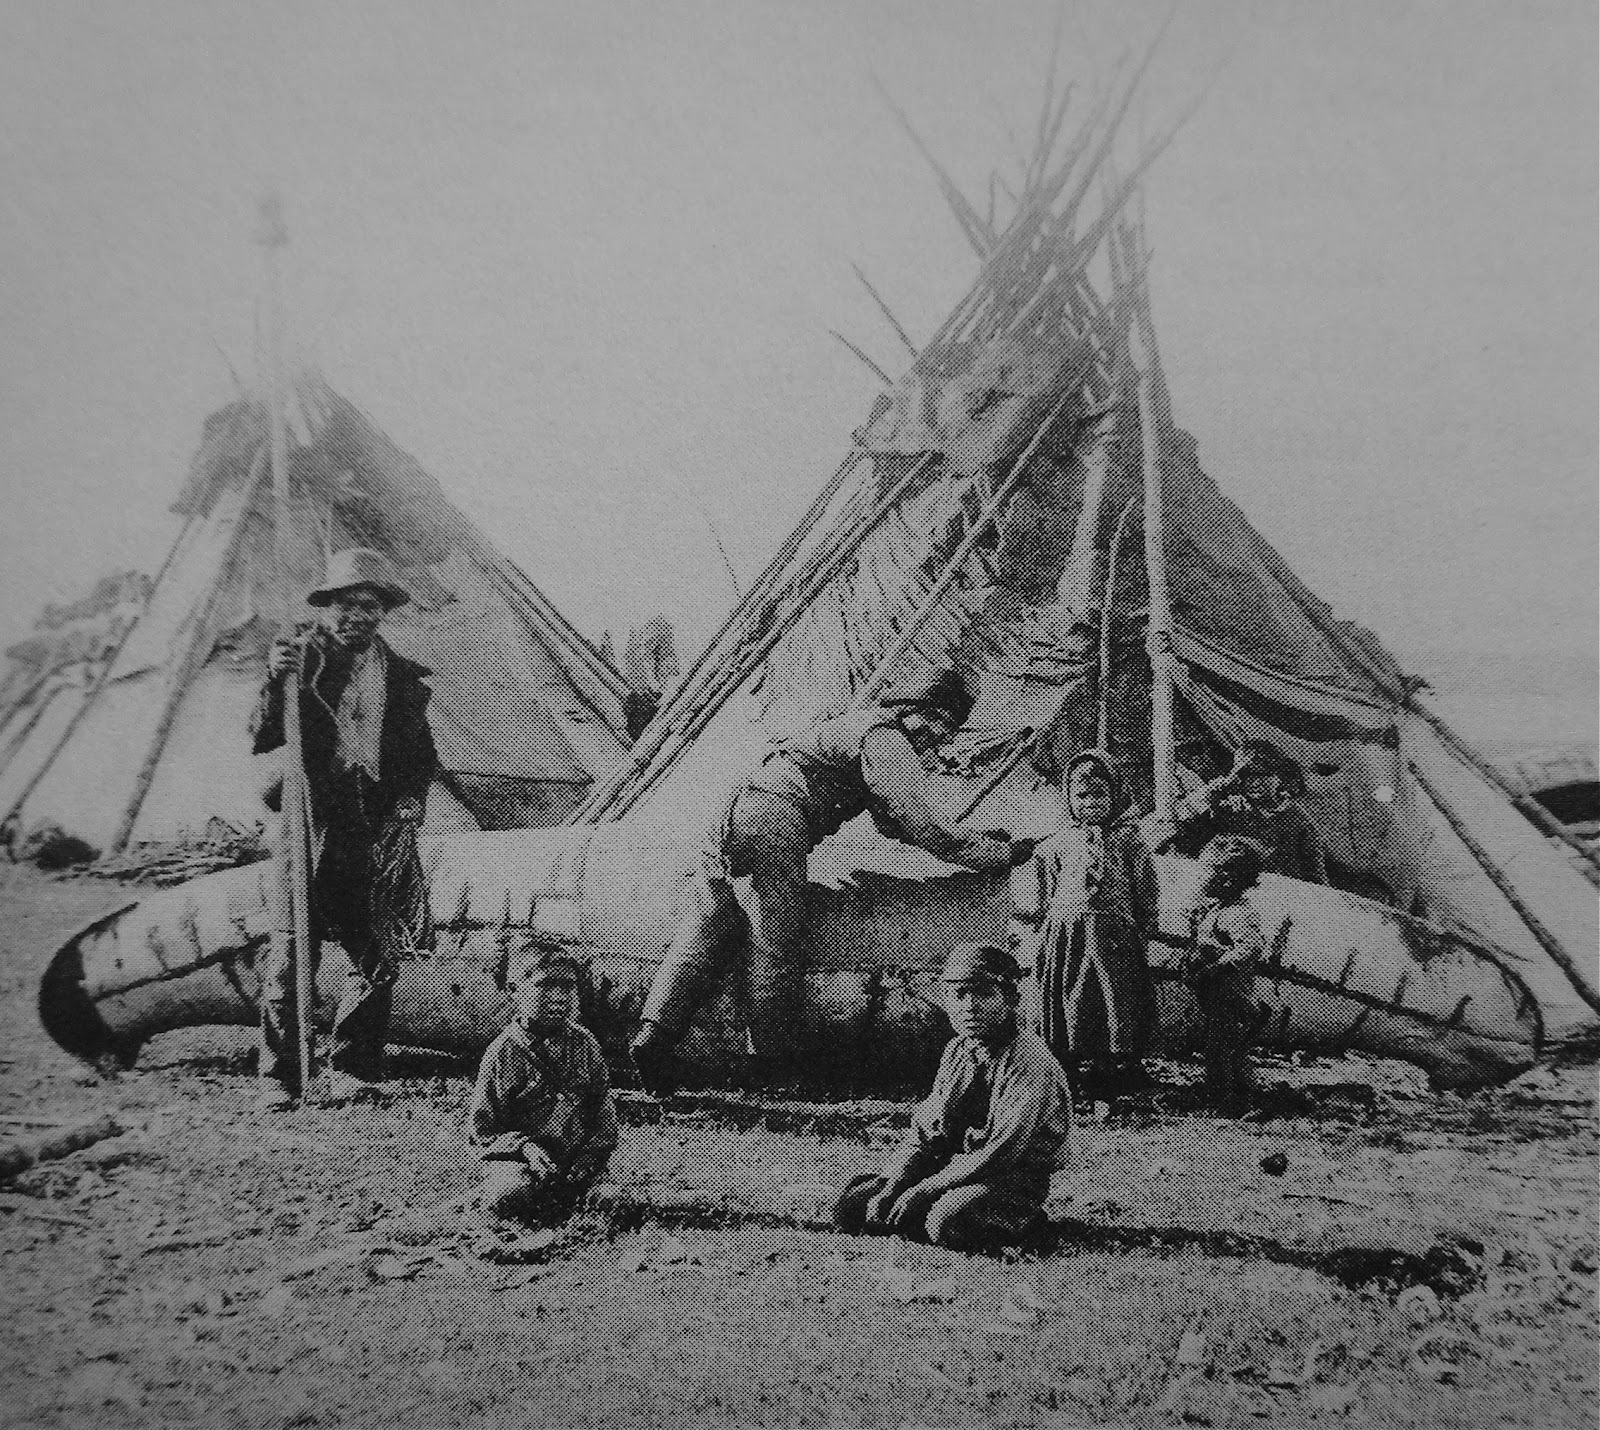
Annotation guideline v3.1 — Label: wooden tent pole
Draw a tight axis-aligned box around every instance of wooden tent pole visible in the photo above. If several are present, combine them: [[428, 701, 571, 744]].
[[1138, 362, 1177, 823], [597, 454, 937, 823], [624, 447, 870, 740], [109, 452, 272, 851], [3, 517, 196, 841], [852, 389, 1076, 709], [1408, 702, 1600, 887], [602, 388, 1079, 824], [258, 194, 315, 1098], [1132, 271, 1598, 886], [1098, 494, 1140, 751], [1131, 266, 1598, 889], [573, 449, 917, 825], [1236, 508, 1600, 887], [486, 555, 632, 705], [0, 689, 60, 777], [655, 447, 869, 711], [1409, 760, 1600, 1019], [954, 729, 1037, 824]]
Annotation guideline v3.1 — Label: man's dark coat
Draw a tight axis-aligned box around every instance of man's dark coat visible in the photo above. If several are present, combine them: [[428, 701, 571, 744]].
[[250, 632, 437, 836]]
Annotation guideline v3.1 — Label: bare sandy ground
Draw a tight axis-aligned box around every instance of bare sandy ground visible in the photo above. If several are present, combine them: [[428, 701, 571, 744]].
[[0, 866, 1593, 1429]]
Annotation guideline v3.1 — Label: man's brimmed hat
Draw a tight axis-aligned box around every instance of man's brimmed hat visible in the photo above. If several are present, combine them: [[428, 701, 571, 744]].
[[939, 941, 1023, 986], [880, 667, 974, 727], [306, 548, 410, 610]]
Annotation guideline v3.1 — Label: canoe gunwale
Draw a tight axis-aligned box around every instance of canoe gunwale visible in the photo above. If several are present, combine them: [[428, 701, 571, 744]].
[[1145, 920, 1544, 1054]]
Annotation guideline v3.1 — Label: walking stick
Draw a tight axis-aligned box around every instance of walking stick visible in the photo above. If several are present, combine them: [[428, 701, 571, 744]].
[[258, 194, 316, 1098], [283, 658, 315, 1098]]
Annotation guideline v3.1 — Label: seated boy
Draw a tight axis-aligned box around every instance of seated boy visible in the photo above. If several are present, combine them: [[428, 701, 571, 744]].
[[467, 945, 619, 1225], [833, 941, 1071, 1253]]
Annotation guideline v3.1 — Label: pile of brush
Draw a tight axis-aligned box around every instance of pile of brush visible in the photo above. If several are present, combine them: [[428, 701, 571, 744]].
[[86, 818, 269, 887]]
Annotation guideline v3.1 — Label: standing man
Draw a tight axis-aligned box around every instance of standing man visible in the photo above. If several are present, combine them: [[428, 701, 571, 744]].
[[630, 668, 1034, 1095], [252, 548, 437, 1109], [1171, 740, 1327, 884]]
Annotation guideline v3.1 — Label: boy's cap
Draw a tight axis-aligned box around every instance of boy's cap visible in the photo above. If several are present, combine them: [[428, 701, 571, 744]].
[[939, 941, 1023, 986]]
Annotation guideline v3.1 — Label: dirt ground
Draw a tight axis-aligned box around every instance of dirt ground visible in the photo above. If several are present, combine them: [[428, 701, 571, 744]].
[[0, 867, 1594, 1430]]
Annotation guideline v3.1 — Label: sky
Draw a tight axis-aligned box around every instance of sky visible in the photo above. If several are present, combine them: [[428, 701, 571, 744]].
[[0, 0, 1594, 743]]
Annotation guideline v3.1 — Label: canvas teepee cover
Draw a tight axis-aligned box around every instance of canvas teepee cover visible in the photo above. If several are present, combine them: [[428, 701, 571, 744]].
[[0, 375, 631, 851], [573, 57, 1599, 1044]]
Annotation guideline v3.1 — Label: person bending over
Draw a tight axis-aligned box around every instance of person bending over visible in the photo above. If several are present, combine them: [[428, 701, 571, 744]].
[[832, 941, 1071, 1254], [631, 668, 1033, 1094]]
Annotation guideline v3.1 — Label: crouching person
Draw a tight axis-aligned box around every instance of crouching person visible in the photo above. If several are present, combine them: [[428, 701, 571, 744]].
[[467, 947, 619, 1226], [1184, 837, 1268, 1113], [833, 942, 1071, 1254]]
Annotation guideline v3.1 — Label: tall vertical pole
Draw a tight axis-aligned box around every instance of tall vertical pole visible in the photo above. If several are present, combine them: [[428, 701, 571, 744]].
[[1138, 360, 1177, 823], [257, 193, 315, 1100], [1097, 494, 1139, 751]]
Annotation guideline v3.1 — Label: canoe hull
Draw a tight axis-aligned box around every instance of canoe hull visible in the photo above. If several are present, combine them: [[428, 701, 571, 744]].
[[40, 825, 1541, 1090]]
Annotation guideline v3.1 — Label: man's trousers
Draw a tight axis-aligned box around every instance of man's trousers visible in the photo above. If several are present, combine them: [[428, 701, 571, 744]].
[[642, 787, 814, 1063], [259, 816, 424, 1094]]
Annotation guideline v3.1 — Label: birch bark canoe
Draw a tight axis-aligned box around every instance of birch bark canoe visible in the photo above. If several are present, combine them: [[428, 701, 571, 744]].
[[39, 825, 1539, 1091]]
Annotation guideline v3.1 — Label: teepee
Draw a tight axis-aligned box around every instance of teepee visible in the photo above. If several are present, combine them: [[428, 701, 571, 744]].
[[573, 45, 1600, 1044], [0, 375, 632, 853]]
